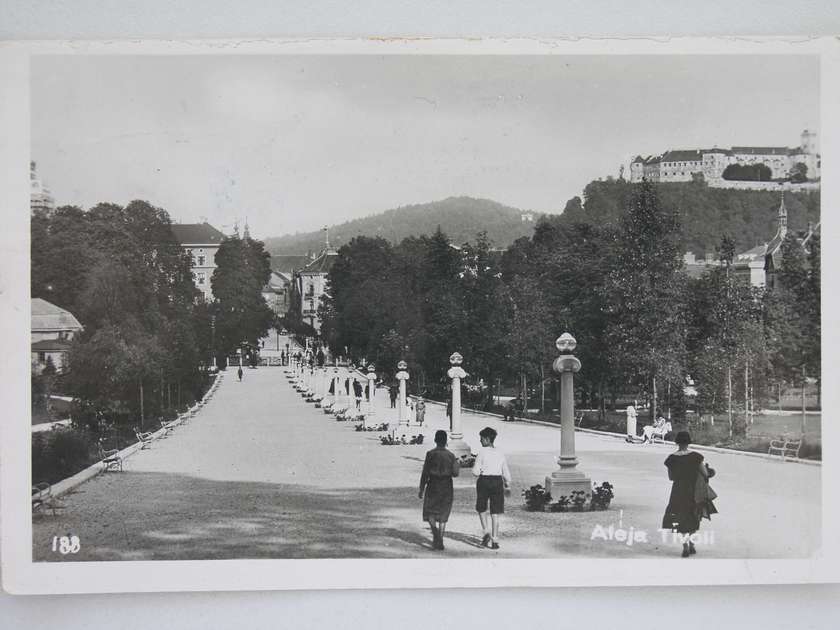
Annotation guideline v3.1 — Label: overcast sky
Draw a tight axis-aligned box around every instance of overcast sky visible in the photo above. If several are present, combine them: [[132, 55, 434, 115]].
[[32, 54, 819, 239]]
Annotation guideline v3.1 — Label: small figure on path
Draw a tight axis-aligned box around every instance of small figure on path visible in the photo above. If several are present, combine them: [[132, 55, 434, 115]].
[[418, 430, 460, 550], [237, 366, 243, 382], [625, 402, 638, 443], [389, 383, 398, 409], [472, 426, 512, 550], [446, 397, 452, 421], [353, 379, 363, 410], [415, 398, 426, 426], [502, 397, 520, 422], [661, 431, 718, 557]]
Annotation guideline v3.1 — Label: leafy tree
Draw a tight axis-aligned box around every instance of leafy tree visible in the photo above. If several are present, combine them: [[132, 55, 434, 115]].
[[602, 181, 687, 421], [789, 162, 808, 183], [722, 163, 773, 182], [211, 234, 274, 358]]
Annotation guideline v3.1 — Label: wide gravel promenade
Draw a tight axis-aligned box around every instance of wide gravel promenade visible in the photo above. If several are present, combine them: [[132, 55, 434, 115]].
[[33, 367, 820, 561]]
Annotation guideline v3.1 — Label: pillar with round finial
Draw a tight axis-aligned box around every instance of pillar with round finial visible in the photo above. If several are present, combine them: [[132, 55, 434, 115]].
[[545, 333, 591, 500], [365, 364, 377, 427], [446, 352, 471, 458], [396, 360, 410, 430]]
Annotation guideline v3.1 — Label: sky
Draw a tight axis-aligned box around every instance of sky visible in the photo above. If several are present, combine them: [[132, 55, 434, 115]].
[[31, 54, 819, 239]]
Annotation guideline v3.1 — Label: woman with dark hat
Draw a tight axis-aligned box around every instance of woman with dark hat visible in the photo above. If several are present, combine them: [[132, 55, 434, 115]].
[[662, 430, 717, 557], [418, 430, 460, 550]]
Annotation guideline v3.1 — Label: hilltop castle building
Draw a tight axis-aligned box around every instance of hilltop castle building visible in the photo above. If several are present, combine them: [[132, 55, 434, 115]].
[[30, 161, 55, 214], [630, 130, 820, 188]]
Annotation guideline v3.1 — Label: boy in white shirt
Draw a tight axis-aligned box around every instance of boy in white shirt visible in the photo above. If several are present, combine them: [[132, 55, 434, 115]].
[[472, 426, 512, 550]]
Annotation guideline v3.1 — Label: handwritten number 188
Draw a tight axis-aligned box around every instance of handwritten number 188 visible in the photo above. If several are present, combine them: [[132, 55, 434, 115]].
[[51, 535, 80, 554]]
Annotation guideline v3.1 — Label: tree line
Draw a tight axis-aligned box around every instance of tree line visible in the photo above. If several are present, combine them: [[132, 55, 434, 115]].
[[318, 181, 820, 433], [32, 202, 274, 428]]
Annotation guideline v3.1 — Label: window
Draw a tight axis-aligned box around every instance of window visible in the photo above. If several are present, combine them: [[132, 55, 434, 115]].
[[197, 255, 206, 266], [197, 272, 206, 286], [38, 352, 45, 362]]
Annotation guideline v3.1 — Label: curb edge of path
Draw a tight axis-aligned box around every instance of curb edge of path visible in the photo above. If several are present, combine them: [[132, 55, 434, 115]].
[[46, 375, 224, 499]]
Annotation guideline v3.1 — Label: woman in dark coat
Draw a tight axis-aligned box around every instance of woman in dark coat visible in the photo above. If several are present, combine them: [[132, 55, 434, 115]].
[[418, 430, 460, 550], [662, 431, 717, 557]]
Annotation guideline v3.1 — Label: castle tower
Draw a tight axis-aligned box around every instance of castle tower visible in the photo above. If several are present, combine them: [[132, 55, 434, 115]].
[[800, 129, 818, 155], [30, 161, 55, 214]]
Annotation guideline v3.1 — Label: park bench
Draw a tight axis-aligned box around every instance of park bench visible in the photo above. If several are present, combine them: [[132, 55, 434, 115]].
[[768, 437, 802, 461], [651, 421, 673, 444], [32, 482, 65, 516], [98, 439, 123, 472], [134, 428, 155, 449], [160, 418, 180, 437]]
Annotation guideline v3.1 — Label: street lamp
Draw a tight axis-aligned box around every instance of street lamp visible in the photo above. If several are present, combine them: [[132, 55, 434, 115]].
[[446, 352, 471, 458], [545, 333, 591, 499], [396, 360, 410, 431]]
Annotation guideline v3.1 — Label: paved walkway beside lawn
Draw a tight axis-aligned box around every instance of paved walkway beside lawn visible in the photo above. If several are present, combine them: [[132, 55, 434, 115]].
[[32, 367, 820, 561]]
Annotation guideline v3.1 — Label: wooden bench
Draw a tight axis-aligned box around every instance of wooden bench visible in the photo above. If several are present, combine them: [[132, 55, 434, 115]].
[[768, 437, 802, 461], [98, 439, 123, 472], [651, 421, 673, 444], [32, 482, 65, 516], [135, 428, 154, 449]]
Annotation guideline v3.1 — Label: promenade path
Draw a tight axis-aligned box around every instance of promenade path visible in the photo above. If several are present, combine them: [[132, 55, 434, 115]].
[[32, 367, 820, 561]]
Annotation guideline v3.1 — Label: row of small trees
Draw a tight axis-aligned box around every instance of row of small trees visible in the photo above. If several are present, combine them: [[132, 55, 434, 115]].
[[318, 181, 820, 431], [32, 202, 274, 428]]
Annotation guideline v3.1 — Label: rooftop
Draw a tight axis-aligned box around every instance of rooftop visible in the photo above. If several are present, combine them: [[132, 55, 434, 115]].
[[271, 254, 314, 274], [31, 298, 83, 332], [170, 222, 226, 246], [301, 249, 339, 274]]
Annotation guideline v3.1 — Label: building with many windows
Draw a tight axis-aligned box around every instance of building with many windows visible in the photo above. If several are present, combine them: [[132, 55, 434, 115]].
[[630, 130, 820, 188], [295, 247, 339, 332], [170, 222, 226, 302]]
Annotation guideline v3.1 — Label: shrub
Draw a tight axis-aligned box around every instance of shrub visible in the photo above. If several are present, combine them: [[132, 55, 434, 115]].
[[32, 429, 95, 486], [591, 482, 615, 510], [570, 490, 588, 511], [459, 454, 476, 468], [523, 484, 552, 511]]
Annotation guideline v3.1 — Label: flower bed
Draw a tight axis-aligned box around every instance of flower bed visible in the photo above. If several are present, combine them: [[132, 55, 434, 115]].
[[522, 482, 614, 512]]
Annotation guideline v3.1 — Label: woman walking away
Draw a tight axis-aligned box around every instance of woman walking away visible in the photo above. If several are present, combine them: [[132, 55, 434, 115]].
[[662, 431, 717, 557], [473, 426, 512, 550], [418, 430, 460, 550]]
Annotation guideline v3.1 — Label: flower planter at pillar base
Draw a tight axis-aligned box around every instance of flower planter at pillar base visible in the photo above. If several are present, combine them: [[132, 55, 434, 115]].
[[545, 468, 592, 501], [448, 438, 472, 459]]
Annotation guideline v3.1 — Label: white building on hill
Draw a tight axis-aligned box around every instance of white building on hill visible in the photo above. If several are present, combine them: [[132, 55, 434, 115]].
[[630, 130, 820, 188]]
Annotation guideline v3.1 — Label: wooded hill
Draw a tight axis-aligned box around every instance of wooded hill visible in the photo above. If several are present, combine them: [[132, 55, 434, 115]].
[[263, 197, 545, 255], [264, 182, 820, 258], [562, 179, 821, 255]]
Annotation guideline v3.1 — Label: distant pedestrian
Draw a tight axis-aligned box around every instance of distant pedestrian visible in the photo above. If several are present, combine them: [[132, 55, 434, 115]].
[[503, 397, 520, 422], [446, 397, 453, 421], [662, 431, 718, 557], [353, 379, 363, 410], [237, 367, 243, 382], [472, 426, 512, 550], [415, 398, 426, 426], [389, 384, 398, 409], [418, 430, 460, 550], [625, 403, 638, 442]]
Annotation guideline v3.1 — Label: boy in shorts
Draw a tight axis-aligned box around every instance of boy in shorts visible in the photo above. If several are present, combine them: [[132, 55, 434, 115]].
[[472, 426, 512, 550]]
